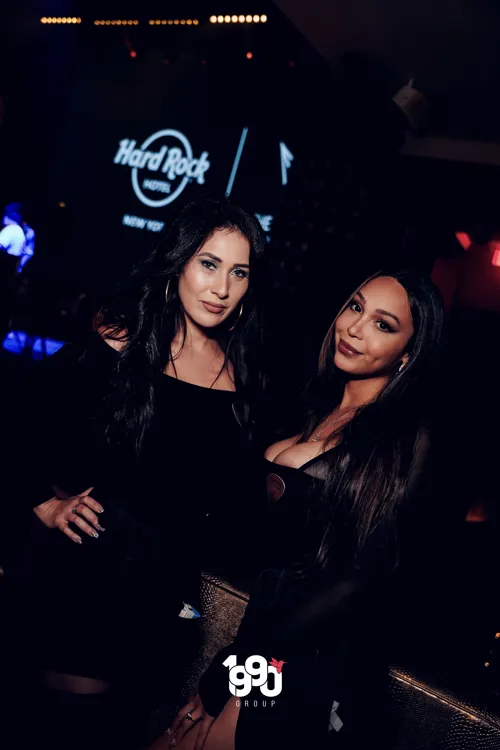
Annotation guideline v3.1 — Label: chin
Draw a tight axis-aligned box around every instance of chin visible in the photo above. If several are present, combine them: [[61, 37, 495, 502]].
[[191, 312, 225, 330], [334, 354, 370, 376], [334, 353, 356, 372]]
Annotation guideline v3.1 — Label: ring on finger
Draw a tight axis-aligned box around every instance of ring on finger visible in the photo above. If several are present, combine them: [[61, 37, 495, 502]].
[[71, 506, 80, 515], [185, 711, 196, 723]]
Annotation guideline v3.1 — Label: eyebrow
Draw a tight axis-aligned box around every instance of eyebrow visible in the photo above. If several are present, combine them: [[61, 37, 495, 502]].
[[354, 291, 401, 325], [376, 309, 401, 325], [199, 251, 250, 268]]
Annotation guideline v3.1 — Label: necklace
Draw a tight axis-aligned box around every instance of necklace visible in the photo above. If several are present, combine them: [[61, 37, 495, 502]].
[[311, 419, 333, 443], [310, 407, 356, 442]]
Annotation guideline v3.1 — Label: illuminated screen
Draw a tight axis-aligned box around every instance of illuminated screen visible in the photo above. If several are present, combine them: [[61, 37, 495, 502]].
[[49, 59, 300, 287]]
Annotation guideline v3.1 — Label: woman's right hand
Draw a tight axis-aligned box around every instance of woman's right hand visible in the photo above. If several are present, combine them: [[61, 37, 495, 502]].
[[33, 487, 104, 544], [165, 695, 215, 750]]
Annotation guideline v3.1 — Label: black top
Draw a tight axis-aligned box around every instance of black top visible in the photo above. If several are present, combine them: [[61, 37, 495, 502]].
[[10, 331, 263, 680], [199, 443, 430, 749], [19, 331, 260, 576]]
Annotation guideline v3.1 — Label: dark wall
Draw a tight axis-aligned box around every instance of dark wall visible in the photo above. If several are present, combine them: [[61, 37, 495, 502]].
[[275, 0, 500, 141]]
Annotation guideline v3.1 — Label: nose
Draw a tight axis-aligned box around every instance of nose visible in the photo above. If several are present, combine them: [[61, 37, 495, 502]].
[[211, 271, 230, 299], [347, 320, 363, 339]]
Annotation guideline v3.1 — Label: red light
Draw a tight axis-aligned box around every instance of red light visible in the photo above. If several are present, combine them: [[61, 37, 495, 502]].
[[492, 243, 500, 267], [246, 51, 253, 60], [455, 231, 472, 251], [130, 50, 137, 58]]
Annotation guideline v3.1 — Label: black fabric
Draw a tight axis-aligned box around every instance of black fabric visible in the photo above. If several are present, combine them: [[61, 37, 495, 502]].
[[199, 444, 431, 749], [6, 331, 262, 682]]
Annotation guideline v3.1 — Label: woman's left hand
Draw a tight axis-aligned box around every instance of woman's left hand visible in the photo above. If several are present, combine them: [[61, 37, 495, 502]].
[[165, 694, 215, 750]]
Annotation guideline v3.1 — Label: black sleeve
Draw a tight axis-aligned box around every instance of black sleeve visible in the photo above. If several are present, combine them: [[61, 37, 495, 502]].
[[199, 430, 434, 718]]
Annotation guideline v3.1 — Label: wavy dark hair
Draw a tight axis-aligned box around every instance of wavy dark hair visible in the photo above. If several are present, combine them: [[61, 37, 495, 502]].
[[97, 198, 267, 453], [299, 269, 444, 568]]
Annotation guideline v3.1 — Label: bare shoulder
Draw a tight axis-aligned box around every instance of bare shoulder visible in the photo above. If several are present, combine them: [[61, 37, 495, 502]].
[[97, 325, 128, 353], [264, 436, 299, 462]]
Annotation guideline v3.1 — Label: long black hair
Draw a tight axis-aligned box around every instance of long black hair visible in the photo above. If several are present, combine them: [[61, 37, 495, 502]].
[[98, 198, 267, 453], [299, 269, 444, 568]]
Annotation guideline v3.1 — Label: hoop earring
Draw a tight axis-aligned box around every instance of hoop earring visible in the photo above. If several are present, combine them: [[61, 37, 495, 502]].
[[229, 303, 244, 331]]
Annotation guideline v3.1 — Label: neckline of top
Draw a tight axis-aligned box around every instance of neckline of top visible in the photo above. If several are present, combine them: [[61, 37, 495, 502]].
[[92, 330, 237, 395]]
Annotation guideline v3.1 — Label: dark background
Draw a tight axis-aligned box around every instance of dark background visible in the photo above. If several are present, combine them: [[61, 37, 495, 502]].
[[1, 0, 500, 720]]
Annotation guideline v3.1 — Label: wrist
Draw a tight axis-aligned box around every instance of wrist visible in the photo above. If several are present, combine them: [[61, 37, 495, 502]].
[[33, 496, 60, 527]]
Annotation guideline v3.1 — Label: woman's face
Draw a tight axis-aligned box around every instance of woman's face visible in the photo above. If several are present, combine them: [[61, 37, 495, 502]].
[[333, 276, 414, 377], [178, 228, 250, 329]]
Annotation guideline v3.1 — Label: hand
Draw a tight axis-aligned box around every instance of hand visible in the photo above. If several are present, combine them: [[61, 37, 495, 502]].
[[33, 487, 104, 544], [166, 695, 215, 750]]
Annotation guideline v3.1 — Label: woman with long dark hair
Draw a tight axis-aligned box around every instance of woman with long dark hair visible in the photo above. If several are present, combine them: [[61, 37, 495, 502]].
[[9, 198, 267, 749], [161, 269, 444, 750]]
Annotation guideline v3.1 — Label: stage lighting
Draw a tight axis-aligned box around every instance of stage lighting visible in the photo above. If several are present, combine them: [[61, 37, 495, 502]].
[[246, 51, 253, 59], [232, 15, 238, 22], [180, 19, 186, 24], [455, 232, 472, 251], [238, 15, 245, 23], [210, 15, 217, 23], [217, 16, 224, 23], [224, 15, 230, 23], [246, 15, 252, 22], [193, 19, 199, 25], [261, 14, 267, 22], [492, 243, 500, 267], [130, 50, 137, 58], [174, 19, 179, 25], [253, 15, 260, 22]]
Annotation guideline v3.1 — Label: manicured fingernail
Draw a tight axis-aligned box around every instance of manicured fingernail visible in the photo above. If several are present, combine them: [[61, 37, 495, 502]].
[[92, 532, 99, 539], [76, 537, 82, 544], [97, 507, 104, 514], [96, 525, 105, 532]]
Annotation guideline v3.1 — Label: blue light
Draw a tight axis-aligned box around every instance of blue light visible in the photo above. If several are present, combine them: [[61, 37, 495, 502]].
[[279, 142, 294, 185], [2, 330, 65, 359], [225, 127, 249, 197]]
